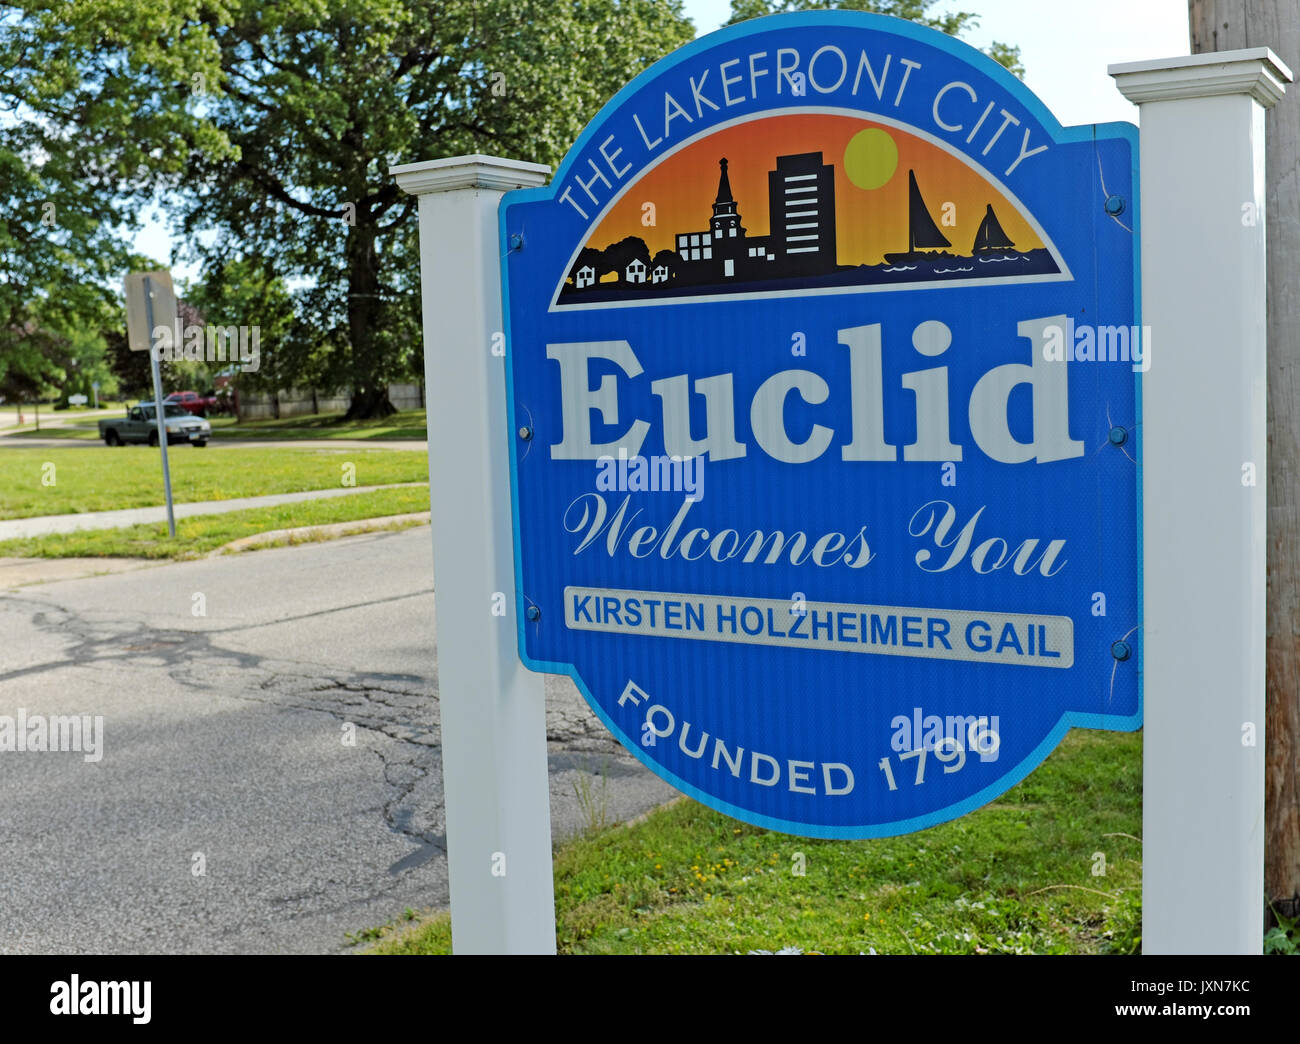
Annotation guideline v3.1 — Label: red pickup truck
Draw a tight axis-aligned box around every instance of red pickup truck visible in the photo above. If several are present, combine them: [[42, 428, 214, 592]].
[[164, 390, 220, 417]]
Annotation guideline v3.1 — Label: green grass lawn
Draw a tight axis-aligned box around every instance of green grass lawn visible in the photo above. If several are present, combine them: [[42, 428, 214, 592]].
[[0, 484, 431, 559], [4, 424, 98, 440], [366, 730, 1143, 955], [3, 405, 128, 439], [0, 446, 428, 519], [208, 408, 427, 441]]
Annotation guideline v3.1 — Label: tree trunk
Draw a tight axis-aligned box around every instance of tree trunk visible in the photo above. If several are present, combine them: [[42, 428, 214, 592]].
[[346, 384, 396, 419], [343, 214, 395, 419], [1190, 0, 1300, 925]]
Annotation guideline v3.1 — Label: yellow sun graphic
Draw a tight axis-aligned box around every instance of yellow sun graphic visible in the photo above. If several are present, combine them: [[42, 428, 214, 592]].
[[843, 127, 899, 190]]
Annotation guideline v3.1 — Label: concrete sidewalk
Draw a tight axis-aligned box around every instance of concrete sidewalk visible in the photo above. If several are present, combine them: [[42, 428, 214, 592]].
[[0, 482, 428, 540], [0, 555, 161, 589]]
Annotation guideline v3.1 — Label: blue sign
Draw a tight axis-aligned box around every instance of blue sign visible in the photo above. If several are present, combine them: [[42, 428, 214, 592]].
[[500, 11, 1140, 838]]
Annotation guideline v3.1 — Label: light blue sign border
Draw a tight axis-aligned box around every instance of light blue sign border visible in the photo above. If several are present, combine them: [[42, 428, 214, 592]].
[[499, 10, 1142, 839]]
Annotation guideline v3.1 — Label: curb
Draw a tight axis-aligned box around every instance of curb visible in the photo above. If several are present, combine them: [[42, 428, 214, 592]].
[[210, 512, 431, 555]]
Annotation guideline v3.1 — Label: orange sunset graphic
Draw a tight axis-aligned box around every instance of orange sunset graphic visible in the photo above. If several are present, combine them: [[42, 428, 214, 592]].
[[557, 113, 1061, 305]]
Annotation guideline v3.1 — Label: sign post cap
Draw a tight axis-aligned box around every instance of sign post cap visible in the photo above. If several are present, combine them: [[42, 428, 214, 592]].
[[391, 155, 550, 196], [1109, 47, 1291, 107]]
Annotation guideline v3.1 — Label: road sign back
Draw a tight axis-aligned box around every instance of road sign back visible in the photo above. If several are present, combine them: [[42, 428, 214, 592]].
[[124, 270, 177, 353], [501, 11, 1140, 838]]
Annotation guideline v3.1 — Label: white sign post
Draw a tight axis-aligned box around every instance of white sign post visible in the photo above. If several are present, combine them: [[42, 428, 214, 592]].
[[392, 155, 556, 954], [124, 270, 179, 539], [1111, 49, 1291, 954]]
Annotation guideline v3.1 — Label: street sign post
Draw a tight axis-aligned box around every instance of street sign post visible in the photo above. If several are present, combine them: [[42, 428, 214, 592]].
[[124, 270, 178, 539], [393, 156, 557, 954], [1112, 48, 1289, 955], [501, 11, 1141, 838]]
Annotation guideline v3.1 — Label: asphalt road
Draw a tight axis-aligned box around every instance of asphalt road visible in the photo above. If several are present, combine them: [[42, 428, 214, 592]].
[[0, 528, 675, 954]]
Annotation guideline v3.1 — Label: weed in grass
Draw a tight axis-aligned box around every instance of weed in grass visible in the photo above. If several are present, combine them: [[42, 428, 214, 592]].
[[344, 925, 386, 946], [572, 757, 612, 837], [347, 905, 446, 951], [361, 911, 452, 955], [1264, 905, 1299, 955], [1100, 891, 1142, 955]]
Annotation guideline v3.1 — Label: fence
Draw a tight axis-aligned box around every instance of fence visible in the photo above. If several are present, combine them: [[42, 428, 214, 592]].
[[235, 383, 424, 421]]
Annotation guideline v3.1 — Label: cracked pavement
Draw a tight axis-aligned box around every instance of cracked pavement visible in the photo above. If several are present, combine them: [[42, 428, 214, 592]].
[[0, 527, 676, 954]]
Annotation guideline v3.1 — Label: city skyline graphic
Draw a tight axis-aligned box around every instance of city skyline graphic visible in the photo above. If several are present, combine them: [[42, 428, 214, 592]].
[[557, 113, 1061, 305]]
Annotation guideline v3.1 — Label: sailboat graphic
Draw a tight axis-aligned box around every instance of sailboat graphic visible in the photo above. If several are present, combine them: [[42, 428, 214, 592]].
[[972, 203, 1015, 253], [884, 170, 952, 265]]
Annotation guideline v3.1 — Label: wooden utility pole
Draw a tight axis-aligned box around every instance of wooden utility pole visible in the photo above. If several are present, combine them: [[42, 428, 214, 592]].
[[1190, 0, 1300, 923]]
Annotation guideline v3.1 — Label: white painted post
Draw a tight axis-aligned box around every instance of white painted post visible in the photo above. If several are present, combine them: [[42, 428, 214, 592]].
[[1111, 49, 1291, 954], [391, 155, 555, 954], [143, 276, 177, 540]]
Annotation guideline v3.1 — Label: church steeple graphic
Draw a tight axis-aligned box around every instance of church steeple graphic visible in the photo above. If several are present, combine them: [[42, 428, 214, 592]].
[[715, 157, 735, 206], [710, 157, 742, 238]]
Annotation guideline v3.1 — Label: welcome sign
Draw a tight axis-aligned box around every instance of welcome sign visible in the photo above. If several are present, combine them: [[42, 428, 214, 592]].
[[500, 11, 1141, 838]]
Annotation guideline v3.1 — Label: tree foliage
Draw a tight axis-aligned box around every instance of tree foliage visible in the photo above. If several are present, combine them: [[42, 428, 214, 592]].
[[0, 0, 228, 402], [183, 256, 295, 393]]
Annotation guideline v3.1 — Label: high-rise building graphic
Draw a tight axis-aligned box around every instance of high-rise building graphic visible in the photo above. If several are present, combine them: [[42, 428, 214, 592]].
[[768, 153, 837, 274]]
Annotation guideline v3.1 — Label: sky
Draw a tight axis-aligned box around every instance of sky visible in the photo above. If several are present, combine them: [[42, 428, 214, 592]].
[[136, 0, 1191, 282], [682, 0, 1191, 126]]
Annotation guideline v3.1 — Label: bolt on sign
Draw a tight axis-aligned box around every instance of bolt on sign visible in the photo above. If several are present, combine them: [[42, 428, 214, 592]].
[[500, 11, 1140, 838]]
